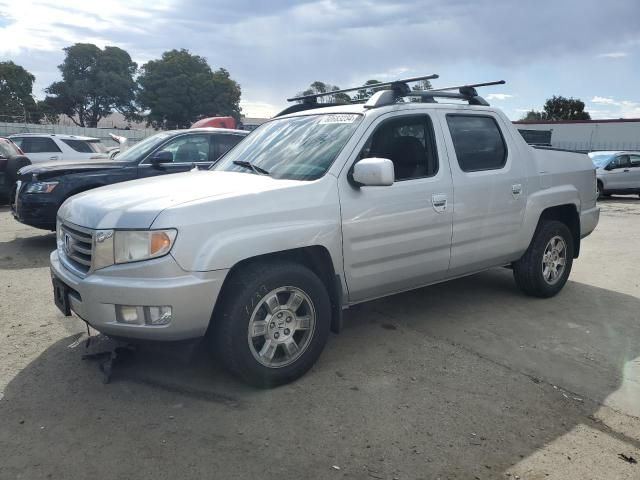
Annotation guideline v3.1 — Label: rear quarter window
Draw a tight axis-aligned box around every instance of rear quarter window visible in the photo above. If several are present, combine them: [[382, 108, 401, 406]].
[[446, 114, 507, 172]]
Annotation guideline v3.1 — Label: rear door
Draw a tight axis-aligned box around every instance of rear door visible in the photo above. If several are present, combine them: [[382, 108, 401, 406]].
[[606, 155, 632, 190], [440, 111, 527, 276], [339, 111, 454, 302], [626, 154, 640, 190]]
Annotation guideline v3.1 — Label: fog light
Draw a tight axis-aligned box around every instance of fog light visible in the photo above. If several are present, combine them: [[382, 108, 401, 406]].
[[146, 306, 172, 325], [116, 305, 142, 324]]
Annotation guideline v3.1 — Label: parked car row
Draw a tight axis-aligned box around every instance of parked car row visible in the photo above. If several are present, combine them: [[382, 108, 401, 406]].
[[11, 128, 248, 230], [41, 76, 600, 387]]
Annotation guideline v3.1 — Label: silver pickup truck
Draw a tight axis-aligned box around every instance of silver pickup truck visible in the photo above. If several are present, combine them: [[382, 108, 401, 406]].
[[50, 79, 599, 387]]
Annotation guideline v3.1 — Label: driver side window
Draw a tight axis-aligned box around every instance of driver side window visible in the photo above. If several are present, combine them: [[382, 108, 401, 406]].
[[611, 155, 630, 169], [359, 115, 438, 181], [158, 135, 210, 163]]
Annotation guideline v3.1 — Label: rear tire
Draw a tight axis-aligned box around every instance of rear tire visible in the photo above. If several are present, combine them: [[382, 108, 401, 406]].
[[596, 181, 603, 200], [513, 220, 574, 298], [212, 260, 331, 388]]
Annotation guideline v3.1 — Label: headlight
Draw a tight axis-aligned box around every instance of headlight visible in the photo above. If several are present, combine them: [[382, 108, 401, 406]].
[[93, 229, 177, 269], [25, 181, 58, 193]]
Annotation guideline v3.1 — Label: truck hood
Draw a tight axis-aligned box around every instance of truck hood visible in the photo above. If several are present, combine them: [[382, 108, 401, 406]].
[[18, 160, 127, 180], [58, 170, 305, 229]]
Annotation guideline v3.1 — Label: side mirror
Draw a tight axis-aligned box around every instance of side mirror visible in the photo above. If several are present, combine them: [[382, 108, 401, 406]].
[[604, 163, 614, 171], [351, 158, 395, 187], [150, 150, 173, 166]]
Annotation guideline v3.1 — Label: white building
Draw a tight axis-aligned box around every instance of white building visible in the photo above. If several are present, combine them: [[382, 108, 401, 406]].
[[514, 118, 640, 152]]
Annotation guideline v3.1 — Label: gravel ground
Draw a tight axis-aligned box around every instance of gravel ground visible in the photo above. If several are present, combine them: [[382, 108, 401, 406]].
[[1, 197, 639, 480]]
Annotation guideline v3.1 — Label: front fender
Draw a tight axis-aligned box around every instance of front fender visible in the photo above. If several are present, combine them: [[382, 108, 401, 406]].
[[157, 176, 345, 281]]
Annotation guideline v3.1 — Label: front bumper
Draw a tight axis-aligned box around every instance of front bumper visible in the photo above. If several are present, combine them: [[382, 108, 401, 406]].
[[13, 190, 59, 230], [50, 250, 228, 341]]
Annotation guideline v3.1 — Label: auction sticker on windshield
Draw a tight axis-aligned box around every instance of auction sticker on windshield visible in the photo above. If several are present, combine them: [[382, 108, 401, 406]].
[[319, 114, 360, 124]]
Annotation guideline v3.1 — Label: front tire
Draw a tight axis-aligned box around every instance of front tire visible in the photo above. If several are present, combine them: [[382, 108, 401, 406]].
[[513, 220, 574, 298], [212, 261, 331, 388]]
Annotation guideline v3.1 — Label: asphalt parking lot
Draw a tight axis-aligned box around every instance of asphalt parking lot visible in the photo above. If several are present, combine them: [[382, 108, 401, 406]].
[[1, 198, 639, 480]]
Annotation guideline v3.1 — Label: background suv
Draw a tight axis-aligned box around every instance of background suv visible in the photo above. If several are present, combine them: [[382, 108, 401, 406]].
[[9, 134, 109, 163], [589, 151, 640, 199]]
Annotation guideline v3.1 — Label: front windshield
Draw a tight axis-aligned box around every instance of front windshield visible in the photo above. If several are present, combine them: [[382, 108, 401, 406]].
[[115, 132, 173, 162], [214, 113, 362, 181], [588, 153, 614, 168]]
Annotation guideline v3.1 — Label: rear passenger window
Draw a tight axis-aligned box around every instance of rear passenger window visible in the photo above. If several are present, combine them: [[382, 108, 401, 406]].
[[446, 115, 507, 172], [213, 135, 243, 160], [20, 137, 62, 153], [359, 115, 439, 181], [62, 139, 94, 153]]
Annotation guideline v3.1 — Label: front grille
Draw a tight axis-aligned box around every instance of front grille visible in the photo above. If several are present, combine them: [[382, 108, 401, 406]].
[[60, 221, 94, 275]]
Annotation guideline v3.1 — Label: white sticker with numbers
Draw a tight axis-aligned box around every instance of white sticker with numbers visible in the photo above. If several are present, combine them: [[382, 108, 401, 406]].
[[319, 114, 359, 124]]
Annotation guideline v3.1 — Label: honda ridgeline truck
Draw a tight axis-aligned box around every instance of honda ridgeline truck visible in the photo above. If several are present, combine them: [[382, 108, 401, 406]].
[[49, 77, 599, 387]]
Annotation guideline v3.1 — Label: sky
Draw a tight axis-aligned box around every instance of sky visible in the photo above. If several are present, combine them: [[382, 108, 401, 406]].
[[0, 0, 639, 120]]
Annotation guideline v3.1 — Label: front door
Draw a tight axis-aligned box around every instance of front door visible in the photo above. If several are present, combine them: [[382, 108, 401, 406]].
[[440, 111, 527, 276], [605, 155, 633, 190], [339, 112, 454, 303]]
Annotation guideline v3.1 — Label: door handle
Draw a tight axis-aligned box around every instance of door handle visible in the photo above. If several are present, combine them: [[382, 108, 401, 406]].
[[624, 169, 630, 172], [49, 156, 59, 161], [431, 193, 448, 213], [512, 183, 523, 196]]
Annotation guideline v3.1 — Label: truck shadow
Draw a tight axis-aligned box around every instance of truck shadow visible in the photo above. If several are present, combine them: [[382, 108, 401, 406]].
[[1, 269, 639, 479], [0, 232, 55, 270]]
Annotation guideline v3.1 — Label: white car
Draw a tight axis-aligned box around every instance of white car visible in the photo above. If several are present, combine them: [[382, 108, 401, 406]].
[[8, 134, 109, 164]]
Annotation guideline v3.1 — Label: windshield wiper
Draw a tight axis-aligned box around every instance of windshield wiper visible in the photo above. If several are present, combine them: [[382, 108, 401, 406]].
[[232, 160, 270, 176]]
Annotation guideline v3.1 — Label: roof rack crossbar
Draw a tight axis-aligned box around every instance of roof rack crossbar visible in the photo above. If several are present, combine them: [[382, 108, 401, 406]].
[[286, 74, 439, 103], [429, 80, 506, 93]]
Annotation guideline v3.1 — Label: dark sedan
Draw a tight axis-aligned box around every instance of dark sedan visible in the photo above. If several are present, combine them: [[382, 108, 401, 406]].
[[0, 137, 31, 203], [12, 127, 248, 230]]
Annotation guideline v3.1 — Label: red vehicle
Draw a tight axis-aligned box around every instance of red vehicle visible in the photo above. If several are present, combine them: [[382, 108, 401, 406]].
[[190, 116, 237, 129]]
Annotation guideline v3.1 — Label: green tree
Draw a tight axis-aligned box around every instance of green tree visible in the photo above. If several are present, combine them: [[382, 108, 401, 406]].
[[44, 43, 137, 127], [296, 81, 350, 104], [542, 95, 590, 121], [137, 49, 241, 129], [412, 79, 433, 91], [519, 109, 546, 121], [519, 96, 591, 122], [0, 61, 40, 123], [354, 79, 383, 102]]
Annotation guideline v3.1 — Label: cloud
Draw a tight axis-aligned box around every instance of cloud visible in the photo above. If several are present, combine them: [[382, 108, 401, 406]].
[[1, 0, 640, 117], [591, 96, 617, 105], [486, 93, 514, 101], [588, 96, 640, 119], [597, 52, 628, 58]]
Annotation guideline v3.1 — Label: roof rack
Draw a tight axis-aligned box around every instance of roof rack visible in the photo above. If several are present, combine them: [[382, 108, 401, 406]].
[[403, 80, 506, 107], [276, 76, 506, 116]]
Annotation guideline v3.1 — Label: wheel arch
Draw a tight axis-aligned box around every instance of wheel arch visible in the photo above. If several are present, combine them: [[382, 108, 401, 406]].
[[537, 204, 581, 258], [211, 245, 345, 335]]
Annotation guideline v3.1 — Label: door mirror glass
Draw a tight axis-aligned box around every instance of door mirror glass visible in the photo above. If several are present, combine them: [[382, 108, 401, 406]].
[[150, 150, 173, 165], [352, 158, 395, 186]]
